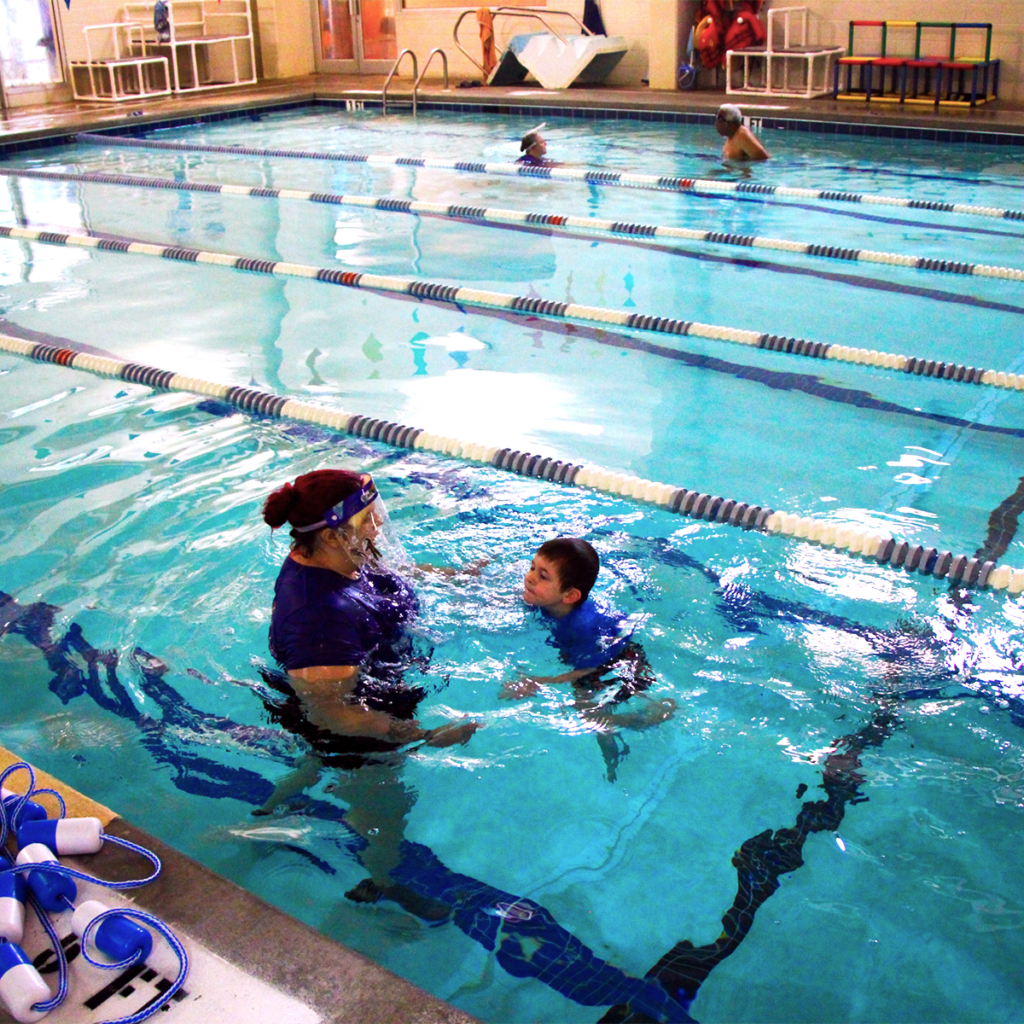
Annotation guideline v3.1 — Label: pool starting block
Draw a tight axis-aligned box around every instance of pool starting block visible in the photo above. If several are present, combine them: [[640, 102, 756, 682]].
[[833, 20, 999, 107]]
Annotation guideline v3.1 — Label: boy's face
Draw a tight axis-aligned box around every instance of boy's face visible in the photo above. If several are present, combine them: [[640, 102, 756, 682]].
[[523, 553, 579, 614]]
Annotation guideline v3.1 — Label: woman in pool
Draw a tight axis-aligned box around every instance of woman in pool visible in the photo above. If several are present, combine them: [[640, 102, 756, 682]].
[[265, 468, 478, 746], [261, 468, 480, 916]]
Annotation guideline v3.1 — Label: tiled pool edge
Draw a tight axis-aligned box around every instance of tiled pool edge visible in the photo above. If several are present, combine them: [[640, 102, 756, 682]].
[[0, 744, 479, 1024], [3, 90, 1024, 159]]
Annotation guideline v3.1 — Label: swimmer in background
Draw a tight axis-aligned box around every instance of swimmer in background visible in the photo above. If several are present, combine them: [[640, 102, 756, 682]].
[[500, 537, 676, 780], [716, 103, 770, 162], [517, 124, 554, 166]]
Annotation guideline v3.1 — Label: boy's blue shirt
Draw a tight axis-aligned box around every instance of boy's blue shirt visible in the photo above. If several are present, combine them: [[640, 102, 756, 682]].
[[541, 597, 631, 671]]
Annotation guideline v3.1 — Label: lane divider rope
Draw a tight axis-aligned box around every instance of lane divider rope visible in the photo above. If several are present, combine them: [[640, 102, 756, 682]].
[[11, 166, 1024, 285], [0, 331, 1020, 594], [0, 221, 1022, 392], [75, 132, 1024, 226]]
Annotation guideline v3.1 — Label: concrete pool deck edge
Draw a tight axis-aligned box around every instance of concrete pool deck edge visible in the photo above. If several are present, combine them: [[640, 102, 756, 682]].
[[0, 744, 479, 1024]]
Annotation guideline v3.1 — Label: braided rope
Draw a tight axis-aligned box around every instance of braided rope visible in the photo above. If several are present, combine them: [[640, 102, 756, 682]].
[[75, 132, 1024, 225], [1, 331, 1019, 592], [0, 222, 1019, 390], [10, 166, 1024, 284], [79, 908, 188, 1024]]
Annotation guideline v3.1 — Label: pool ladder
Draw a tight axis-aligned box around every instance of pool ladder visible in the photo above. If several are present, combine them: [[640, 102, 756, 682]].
[[382, 48, 449, 116]]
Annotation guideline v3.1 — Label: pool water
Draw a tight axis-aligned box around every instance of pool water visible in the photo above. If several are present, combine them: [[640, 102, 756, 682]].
[[1, 106, 1024, 1023]]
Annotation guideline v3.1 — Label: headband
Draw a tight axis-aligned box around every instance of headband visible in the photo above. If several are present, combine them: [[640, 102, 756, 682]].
[[292, 478, 378, 533]]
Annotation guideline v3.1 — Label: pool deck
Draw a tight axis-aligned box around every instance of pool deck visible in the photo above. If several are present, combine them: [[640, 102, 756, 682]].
[[4, 73, 1024, 146], [0, 745, 477, 1024]]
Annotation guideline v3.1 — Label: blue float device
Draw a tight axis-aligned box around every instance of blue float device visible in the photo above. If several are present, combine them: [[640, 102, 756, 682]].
[[0, 855, 27, 943], [72, 901, 153, 964], [0, 940, 50, 1023], [0, 789, 47, 825], [14, 845, 76, 914], [17, 818, 103, 856]]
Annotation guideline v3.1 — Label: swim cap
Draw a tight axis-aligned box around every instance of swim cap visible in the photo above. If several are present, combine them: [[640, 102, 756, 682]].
[[717, 103, 743, 123]]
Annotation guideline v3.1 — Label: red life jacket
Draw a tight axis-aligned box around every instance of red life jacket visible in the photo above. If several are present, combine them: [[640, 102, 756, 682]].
[[695, 0, 765, 69], [724, 9, 767, 51], [694, 0, 727, 68]]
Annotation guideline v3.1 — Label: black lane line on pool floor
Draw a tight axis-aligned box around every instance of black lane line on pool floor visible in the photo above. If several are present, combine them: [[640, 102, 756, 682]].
[[6, 326, 1018, 595], [12, 181, 1024, 325], [976, 476, 1024, 563], [314, 284, 1024, 444], [8, 211, 1024, 379], [3, 257, 1024, 451], [0, 589, 696, 1024], [0, 593, 937, 1021], [600, 704, 902, 1022], [4, 495, 1016, 1018]]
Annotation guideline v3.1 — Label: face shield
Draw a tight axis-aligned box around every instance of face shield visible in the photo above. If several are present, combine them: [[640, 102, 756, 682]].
[[343, 493, 388, 569], [292, 474, 410, 571]]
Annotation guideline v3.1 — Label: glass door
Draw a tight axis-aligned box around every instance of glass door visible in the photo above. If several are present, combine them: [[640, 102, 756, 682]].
[[314, 0, 396, 74], [0, 0, 65, 99]]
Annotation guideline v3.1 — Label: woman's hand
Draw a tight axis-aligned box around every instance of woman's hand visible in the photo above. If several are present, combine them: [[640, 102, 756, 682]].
[[425, 721, 483, 747]]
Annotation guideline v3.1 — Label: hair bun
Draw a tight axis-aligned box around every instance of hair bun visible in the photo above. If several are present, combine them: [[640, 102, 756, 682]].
[[262, 480, 299, 529]]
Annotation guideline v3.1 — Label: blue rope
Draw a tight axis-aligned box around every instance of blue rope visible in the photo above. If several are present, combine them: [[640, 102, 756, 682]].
[[79, 908, 189, 1024], [0, 761, 181, 1021], [0, 853, 160, 892], [27, 891, 68, 1013], [29, 787, 68, 819], [0, 762, 36, 846], [0, 764, 69, 847], [99, 834, 163, 887]]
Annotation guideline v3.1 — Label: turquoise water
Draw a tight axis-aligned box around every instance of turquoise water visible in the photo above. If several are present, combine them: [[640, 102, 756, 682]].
[[1, 107, 1024, 1022]]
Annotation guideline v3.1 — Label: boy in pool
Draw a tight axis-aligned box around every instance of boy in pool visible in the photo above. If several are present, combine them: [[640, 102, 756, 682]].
[[500, 538, 675, 780]]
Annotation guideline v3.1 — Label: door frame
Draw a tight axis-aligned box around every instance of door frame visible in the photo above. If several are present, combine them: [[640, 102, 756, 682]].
[[312, 0, 395, 75]]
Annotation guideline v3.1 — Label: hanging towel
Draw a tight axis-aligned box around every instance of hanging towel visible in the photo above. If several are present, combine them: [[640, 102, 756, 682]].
[[477, 8, 497, 77], [582, 0, 607, 36]]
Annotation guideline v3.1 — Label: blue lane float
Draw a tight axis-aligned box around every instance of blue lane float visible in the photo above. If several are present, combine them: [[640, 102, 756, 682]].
[[0, 221, 1019, 392], [75, 132, 1024, 225], [5, 166, 1023, 285], [0, 331, 1019, 594]]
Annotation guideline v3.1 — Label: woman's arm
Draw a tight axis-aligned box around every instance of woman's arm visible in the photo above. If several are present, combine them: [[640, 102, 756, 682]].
[[289, 665, 393, 737], [289, 665, 479, 746]]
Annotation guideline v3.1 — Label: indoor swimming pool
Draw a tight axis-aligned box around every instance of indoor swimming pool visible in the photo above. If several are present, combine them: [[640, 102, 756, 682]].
[[1, 104, 1024, 1023]]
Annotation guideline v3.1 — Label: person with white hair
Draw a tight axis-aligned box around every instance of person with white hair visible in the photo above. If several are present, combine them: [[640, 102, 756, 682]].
[[715, 103, 770, 162]]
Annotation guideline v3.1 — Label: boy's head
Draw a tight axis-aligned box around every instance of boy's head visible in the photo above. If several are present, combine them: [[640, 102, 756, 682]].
[[523, 538, 600, 618]]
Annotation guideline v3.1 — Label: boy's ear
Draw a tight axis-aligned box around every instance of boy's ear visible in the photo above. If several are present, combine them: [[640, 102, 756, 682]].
[[563, 586, 582, 606]]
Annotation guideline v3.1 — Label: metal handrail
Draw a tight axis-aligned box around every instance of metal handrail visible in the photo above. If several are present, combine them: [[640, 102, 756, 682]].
[[453, 8, 592, 78], [413, 47, 449, 105], [382, 48, 418, 115]]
